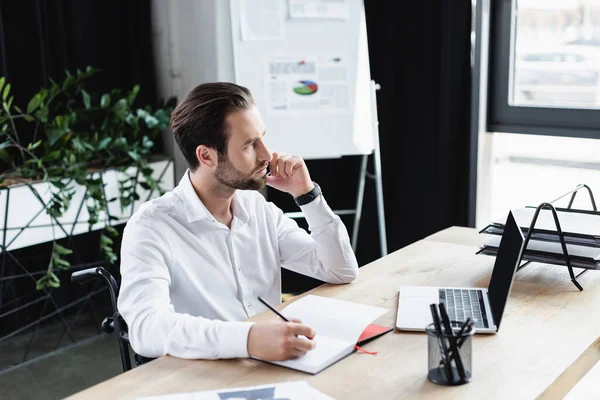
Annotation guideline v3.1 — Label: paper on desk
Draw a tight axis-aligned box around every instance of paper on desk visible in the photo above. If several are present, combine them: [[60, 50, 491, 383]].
[[240, 0, 285, 41], [494, 208, 600, 237], [281, 295, 388, 343], [137, 380, 335, 400]]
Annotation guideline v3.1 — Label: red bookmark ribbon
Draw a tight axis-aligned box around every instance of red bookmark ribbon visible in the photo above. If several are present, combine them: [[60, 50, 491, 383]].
[[354, 345, 378, 355]]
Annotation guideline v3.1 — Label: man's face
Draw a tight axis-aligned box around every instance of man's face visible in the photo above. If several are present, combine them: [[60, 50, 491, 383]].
[[214, 105, 272, 191]]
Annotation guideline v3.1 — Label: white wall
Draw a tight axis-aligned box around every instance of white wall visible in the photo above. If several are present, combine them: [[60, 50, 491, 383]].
[[151, 0, 235, 178]]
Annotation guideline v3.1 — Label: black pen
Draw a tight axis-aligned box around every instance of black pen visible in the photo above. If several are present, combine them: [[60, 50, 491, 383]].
[[430, 304, 454, 383], [258, 296, 290, 322], [439, 303, 466, 380], [454, 318, 474, 349]]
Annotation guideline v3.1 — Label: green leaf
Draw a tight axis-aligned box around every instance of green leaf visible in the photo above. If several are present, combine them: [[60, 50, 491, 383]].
[[2, 83, 10, 101], [27, 94, 41, 114], [14, 105, 22, 113], [127, 151, 141, 162], [82, 142, 95, 151], [97, 137, 111, 150], [62, 75, 75, 89], [50, 179, 67, 189], [35, 108, 49, 122], [112, 137, 127, 148], [136, 109, 159, 128], [142, 136, 154, 149], [100, 234, 113, 246], [47, 128, 66, 146], [81, 89, 91, 110], [43, 151, 61, 162], [0, 141, 10, 151], [127, 85, 140, 105], [54, 243, 74, 255], [0, 77, 4, 93], [100, 94, 111, 108], [0, 149, 11, 163], [139, 182, 151, 190], [48, 270, 61, 282], [71, 137, 85, 152], [27, 140, 42, 150], [23, 114, 35, 122], [105, 225, 119, 236], [56, 115, 70, 130], [55, 258, 71, 268], [48, 279, 60, 288], [36, 277, 45, 290], [50, 82, 60, 97], [113, 98, 128, 117]]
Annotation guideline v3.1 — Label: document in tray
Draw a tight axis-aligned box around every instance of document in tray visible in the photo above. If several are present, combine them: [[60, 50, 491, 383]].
[[254, 295, 389, 374], [483, 234, 600, 261], [493, 208, 600, 238], [138, 380, 334, 400]]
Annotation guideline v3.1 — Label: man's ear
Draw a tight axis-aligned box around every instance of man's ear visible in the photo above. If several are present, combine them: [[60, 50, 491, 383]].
[[196, 145, 218, 168]]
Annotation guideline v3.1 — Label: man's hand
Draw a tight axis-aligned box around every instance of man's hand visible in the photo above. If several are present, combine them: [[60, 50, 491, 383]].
[[247, 319, 317, 361], [266, 152, 314, 198]]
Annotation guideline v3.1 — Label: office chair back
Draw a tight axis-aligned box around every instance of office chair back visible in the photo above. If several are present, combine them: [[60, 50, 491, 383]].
[[71, 266, 153, 372]]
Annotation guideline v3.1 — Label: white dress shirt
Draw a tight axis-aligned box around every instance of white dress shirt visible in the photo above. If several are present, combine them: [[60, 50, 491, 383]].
[[118, 172, 358, 360]]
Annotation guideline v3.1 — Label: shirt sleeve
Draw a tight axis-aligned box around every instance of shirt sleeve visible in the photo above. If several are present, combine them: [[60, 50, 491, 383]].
[[117, 214, 254, 359], [269, 194, 359, 283]]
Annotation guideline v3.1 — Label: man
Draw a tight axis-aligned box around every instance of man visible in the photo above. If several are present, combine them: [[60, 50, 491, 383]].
[[118, 82, 358, 362]]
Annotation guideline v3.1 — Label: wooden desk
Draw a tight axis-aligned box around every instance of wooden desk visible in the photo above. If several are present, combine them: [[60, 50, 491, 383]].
[[68, 227, 600, 400]]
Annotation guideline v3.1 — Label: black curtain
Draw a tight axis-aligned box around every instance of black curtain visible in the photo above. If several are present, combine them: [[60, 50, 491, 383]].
[[362, 1, 472, 249], [0, 0, 157, 112]]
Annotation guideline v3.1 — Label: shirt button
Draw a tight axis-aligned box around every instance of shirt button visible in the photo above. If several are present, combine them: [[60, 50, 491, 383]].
[[247, 303, 252, 308]]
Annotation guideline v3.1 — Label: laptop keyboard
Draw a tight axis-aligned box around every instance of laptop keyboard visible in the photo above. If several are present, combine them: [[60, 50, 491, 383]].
[[439, 289, 488, 329]]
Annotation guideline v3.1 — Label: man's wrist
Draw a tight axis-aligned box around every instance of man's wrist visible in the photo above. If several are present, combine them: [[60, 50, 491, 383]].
[[293, 182, 322, 206], [291, 183, 315, 199]]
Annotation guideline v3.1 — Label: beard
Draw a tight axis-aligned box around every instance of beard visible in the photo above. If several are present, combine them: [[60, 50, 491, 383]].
[[214, 153, 267, 191]]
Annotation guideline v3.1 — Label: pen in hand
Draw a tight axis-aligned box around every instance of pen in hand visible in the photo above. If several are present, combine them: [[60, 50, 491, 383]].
[[257, 296, 315, 340], [258, 296, 291, 322]]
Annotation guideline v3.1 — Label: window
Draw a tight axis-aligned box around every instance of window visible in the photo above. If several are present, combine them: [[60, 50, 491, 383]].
[[488, 0, 600, 138], [489, 133, 600, 221]]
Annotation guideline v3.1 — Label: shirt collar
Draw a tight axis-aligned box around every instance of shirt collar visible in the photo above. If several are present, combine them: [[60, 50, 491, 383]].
[[179, 170, 250, 226]]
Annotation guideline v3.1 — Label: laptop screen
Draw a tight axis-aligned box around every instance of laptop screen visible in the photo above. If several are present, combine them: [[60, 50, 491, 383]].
[[487, 211, 525, 330]]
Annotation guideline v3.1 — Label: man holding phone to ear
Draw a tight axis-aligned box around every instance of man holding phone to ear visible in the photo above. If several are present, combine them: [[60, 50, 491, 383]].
[[118, 82, 358, 362]]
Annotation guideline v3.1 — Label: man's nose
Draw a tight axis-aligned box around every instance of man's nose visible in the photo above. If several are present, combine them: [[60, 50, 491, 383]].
[[259, 142, 272, 162]]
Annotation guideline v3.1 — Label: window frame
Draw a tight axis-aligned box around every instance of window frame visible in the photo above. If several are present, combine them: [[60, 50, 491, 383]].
[[487, 0, 600, 139]]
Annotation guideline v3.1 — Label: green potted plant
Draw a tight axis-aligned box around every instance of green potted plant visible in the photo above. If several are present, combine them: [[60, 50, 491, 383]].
[[0, 67, 174, 290]]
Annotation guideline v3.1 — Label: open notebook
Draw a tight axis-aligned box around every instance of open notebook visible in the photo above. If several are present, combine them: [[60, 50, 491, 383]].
[[253, 295, 389, 374]]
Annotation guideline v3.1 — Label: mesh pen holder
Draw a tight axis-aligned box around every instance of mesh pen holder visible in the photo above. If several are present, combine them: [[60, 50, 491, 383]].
[[426, 321, 474, 386]]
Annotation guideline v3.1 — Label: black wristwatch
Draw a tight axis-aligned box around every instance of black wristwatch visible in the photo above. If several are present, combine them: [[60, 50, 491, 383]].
[[294, 182, 322, 206]]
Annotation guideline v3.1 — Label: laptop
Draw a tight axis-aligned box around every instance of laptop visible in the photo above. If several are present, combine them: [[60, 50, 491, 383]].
[[396, 210, 525, 333]]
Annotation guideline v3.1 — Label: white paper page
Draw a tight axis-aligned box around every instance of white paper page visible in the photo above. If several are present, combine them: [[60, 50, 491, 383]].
[[282, 295, 388, 343], [270, 334, 353, 374], [265, 54, 351, 117], [138, 380, 334, 400], [484, 234, 600, 260], [493, 208, 600, 237], [240, 0, 285, 41], [288, 0, 350, 20]]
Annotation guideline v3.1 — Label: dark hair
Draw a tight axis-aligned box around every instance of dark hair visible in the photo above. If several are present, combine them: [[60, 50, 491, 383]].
[[171, 82, 254, 170]]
